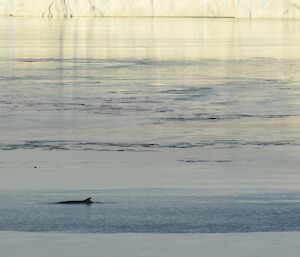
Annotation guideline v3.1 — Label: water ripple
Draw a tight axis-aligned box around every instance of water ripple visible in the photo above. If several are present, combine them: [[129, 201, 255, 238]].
[[0, 140, 297, 152]]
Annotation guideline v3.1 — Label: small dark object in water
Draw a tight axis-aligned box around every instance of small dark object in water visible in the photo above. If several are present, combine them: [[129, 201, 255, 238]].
[[57, 197, 93, 205]]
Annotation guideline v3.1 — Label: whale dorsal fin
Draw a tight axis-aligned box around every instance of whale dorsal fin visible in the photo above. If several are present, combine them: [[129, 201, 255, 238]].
[[84, 197, 92, 202]]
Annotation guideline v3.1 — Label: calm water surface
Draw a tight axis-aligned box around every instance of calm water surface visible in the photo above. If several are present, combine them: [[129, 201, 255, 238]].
[[1, 189, 300, 233], [1, 18, 300, 232], [1, 18, 300, 151]]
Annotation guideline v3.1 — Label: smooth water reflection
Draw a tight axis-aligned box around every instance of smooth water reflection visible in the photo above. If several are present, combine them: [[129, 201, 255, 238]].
[[0, 18, 300, 190], [1, 18, 300, 60]]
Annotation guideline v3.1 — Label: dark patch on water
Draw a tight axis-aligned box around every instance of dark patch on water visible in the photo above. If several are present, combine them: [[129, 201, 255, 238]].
[[178, 159, 232, 163], [0, 139, 298, 151], [160, 114, 294, 122]]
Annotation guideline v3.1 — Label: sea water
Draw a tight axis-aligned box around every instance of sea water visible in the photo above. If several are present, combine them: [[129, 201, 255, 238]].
[[1, 18, 300, 233], [1, 189, 300, 233]]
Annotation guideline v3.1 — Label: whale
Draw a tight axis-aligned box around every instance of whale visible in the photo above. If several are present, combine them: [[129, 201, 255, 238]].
[[56, 197, 93, 205]]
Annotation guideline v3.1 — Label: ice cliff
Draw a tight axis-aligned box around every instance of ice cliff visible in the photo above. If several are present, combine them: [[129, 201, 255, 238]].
[[0, 0, 299, 18]]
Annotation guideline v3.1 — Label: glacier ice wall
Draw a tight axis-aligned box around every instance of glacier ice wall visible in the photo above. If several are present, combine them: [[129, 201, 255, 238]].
[[236, 0, 300, 18], [0, 0, 300, 18]]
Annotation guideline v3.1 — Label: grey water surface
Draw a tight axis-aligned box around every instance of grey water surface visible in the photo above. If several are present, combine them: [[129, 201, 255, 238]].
[[1, 18, 300, 232], [1, 189, 300, 233]]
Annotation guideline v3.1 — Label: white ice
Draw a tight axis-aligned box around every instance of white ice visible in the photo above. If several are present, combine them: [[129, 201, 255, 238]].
[[0, 0, 300, 18]]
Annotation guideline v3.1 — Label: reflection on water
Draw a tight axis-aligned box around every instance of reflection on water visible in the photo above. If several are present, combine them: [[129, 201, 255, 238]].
[[1, 18, 300, 60], [0, 18, 300, 190]]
